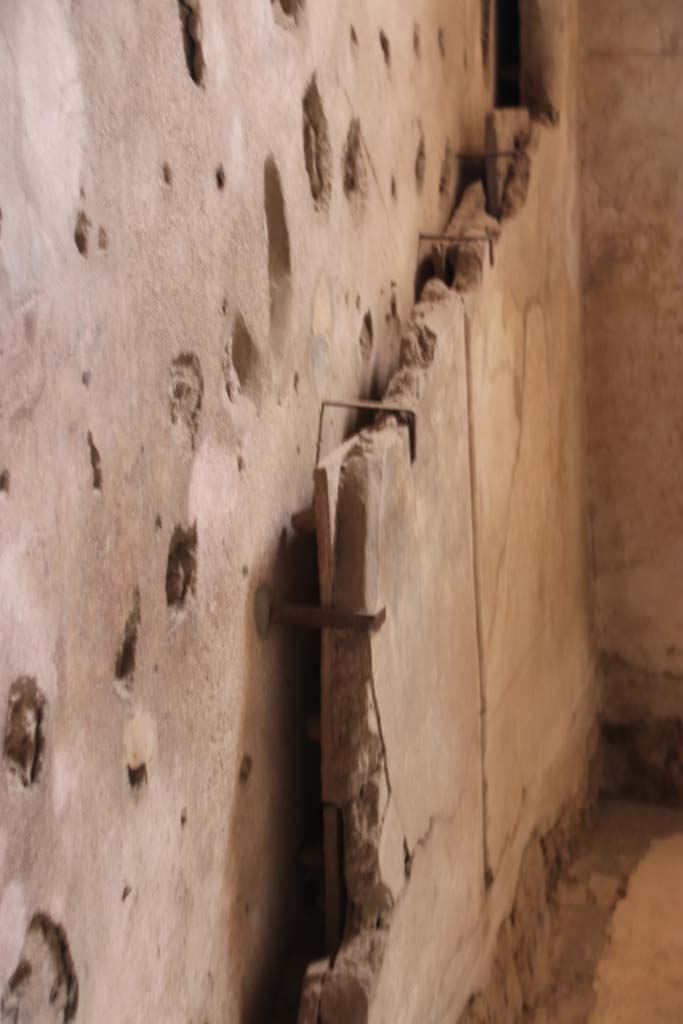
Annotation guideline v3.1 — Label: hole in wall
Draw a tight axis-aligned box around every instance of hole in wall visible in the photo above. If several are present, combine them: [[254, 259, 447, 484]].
[[224, 314, 262, 408], [115, 589, 141, 683], [1, 913, 78, 1023], [350, 25, 358, 51], [166, 523, 198, 608], [162, 162, 173, 185], [438, 27, 446, 57], [391, 175, 397, 200], [496, 0, 521, 105], [302, 75, 332, 209], [379, 29, 391, 67], [271, 0, 304, 27], [359, 311, 374, 360], [414, 255, 437, 301], [87, 432, 102, 491], [74, 211, 90, 256], [169, 352, 204, 449], [0, 469, 9, 494], [3, 676, 47, 787], [215, 163, 226, 190], [264, 156, 292, 344], [178, 0, 205, 87], [239, 754, 253, 783], [413, 23, 421, 57], [127, 763, 147, 789], [342, 118, 367, 206], [415, 123, 426, 192]]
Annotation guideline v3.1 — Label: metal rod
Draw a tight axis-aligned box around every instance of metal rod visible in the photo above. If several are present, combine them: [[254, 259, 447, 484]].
[[316, 399, 417, 465], [456, 149, 520, 159], [272, 604, 387, 633], [419, 232, 493, 243]]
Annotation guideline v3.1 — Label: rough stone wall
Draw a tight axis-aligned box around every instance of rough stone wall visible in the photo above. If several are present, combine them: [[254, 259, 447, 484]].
[[581, 2, 683, 728], [0, 1, 495, 1020]]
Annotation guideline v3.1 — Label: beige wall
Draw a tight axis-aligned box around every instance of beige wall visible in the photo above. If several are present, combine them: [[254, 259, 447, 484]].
[[0, 1, 493, 1019], [581, 0, 683, 717], [1, 0, 596, 1020]]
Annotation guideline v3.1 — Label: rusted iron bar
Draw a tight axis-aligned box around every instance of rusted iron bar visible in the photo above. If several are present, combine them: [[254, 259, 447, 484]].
[[456, 149, 519, 159], [272, 604, 387, 633]]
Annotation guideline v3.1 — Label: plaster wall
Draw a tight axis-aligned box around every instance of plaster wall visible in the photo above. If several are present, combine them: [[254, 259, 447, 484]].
[[0, 0, 595, 1021], [0, 1, 495, 1020], [301, 3, 597, 1011], [581, 1, 683, 718]]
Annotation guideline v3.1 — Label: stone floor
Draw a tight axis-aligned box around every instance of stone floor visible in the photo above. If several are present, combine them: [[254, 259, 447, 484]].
[[535, 801, 683, 1024]]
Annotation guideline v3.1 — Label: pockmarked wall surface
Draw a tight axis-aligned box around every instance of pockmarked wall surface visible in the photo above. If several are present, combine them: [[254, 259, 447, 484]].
[[581, 1, 683, 718], [1, 0, 595, 1020], [0, 0, 498, 1019]]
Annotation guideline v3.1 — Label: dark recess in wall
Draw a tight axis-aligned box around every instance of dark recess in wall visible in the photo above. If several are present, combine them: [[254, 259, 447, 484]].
[[496, 0, 521, 106]]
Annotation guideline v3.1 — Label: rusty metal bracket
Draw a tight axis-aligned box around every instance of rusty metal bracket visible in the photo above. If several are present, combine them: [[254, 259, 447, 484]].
[[254, 584, 387, 636], [273, 604, 387, 633], [455, 149, 520, 160], [316, 399, 417, 465], [418, 232, 495, 268]]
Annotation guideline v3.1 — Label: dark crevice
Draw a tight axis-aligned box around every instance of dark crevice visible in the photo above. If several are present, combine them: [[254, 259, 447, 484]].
[[178, 0, 205, 87], [496, 0, 521, 105]]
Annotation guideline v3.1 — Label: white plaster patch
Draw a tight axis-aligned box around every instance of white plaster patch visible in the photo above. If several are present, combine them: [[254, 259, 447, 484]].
[[0, 880, 27, 988], [229, 116, 245, 189], [51, 746, 78, 818], [124, 708, 157, 772], [2, 0, 84, 297], [188, 436, 240, 597], [0, 533, 59, 706]]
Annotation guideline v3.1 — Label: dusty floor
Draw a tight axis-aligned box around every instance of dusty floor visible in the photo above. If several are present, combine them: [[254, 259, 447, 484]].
[[536, 800, 683, 1024]]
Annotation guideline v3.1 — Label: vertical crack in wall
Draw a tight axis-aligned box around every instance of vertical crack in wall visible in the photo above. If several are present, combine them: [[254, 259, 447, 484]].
[[464, 312, 493, 887]]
